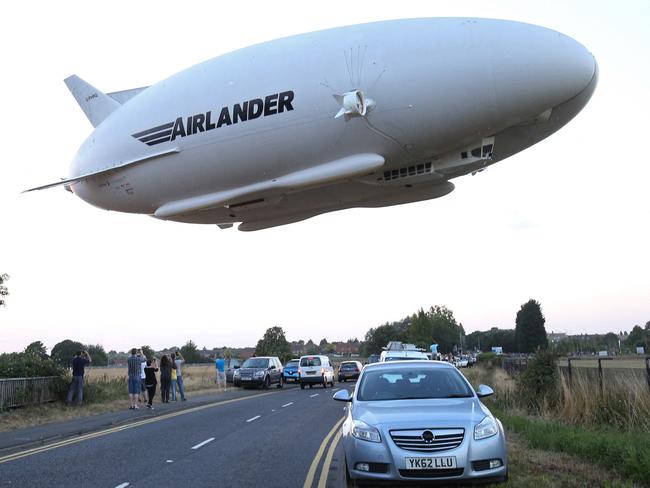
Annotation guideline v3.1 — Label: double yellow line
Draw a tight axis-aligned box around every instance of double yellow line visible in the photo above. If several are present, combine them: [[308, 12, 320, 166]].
[[0, 392, 275, 464], [303, 416, 345, 488]]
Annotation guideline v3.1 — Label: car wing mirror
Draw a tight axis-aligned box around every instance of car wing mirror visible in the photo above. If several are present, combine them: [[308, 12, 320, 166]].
[[476, 384, 494, 398], [269, 365, 276, 370], [333, 390, 353, 402], [233, 365, 240, 369]]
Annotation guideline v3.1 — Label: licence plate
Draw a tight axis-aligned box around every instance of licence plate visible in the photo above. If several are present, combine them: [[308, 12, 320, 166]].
[[241, 377, 251, 381], [405, 457, 457, 470], [307, 371, 316, 375]]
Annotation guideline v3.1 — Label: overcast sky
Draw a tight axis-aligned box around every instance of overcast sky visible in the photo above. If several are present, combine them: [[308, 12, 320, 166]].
[[1, 0, 648, 354]]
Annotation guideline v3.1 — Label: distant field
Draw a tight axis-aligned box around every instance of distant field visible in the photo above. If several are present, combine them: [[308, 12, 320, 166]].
[[86, 364, 216, 390]]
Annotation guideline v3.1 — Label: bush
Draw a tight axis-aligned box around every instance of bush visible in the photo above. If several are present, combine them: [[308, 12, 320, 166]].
[[0, 352, 65, 378], [476, 352, 500, 369], [516, 350, 559, 413]]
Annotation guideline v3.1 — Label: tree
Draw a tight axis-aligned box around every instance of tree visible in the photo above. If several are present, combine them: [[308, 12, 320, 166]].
[[305, 339, 318, 355], [407, 306, 464, 353], [51, 339, 85, 368], [362, 317, 410, 356], [255, 326, 292, 362], [180, 340, 204, 363], [514, 299, 548, 353], [141, 345, 156, 360], [0, 273, 9, 307], [24, 341, 48, 360], [86, 344, 108, 366]]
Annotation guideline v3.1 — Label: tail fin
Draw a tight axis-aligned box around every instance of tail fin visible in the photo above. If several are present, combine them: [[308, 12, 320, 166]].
[[64, 75, 121, 127]]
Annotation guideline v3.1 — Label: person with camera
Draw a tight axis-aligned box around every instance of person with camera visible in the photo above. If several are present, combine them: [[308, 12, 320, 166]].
[[66, 350, 92, 406]]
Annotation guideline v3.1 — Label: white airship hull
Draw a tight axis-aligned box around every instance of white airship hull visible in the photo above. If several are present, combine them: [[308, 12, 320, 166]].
[[29, 18, 597, 231]]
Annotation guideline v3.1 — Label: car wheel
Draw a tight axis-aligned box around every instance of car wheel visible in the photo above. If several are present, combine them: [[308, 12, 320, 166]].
[[300, 383, 305, 390], [309, 384, 313, 389], [263, 376, 270, 389], [322, 375, 327, 388], [277, 377, 283, 389]]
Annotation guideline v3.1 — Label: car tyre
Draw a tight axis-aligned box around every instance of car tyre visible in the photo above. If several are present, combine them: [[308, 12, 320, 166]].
[[263, 376, 270, 389], [309, 384, 313, 389], [300, 382, 305, 390], [277, 377, 283, 389]]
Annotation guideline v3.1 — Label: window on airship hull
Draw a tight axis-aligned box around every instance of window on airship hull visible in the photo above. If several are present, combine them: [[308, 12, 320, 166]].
[[382, 162, 432, 181]]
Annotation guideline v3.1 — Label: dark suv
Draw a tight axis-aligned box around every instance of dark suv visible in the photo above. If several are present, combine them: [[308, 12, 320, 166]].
[[235, 356, 284, 389], [337, 361, 362, 382]]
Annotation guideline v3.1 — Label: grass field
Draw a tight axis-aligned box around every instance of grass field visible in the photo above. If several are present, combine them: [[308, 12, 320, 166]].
[[86, 364, 216, 390], [558, 359, 648, 369]]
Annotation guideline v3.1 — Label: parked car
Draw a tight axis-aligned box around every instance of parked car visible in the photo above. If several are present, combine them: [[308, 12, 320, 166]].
[[380, 342, 429, 362], [299, 355, 335, 389], [234, 356, 284, 389], [225, 358, 241, 383], [333, 360, 507, 485], [283, 358, 300, 383], [366, 354, 381, 365], [338, 361, 363, 382]]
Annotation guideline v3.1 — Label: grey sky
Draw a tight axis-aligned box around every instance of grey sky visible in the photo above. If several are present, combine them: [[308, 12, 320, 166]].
[[1, 0, 648, 353]]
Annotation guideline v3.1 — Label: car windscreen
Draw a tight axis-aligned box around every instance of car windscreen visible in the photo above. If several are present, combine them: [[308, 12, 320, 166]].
[[285, 360, 299, 368], [357, 366, 473, 401], [242, 358, 269, 368], [300, 357, 321, 367], [340, 363, 358, 370]]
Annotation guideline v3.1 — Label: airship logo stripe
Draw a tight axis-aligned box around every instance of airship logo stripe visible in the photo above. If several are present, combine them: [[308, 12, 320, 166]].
[[139, 130, 173, 143], [131, 122, 174, 139], [145, 136, 173, 146]]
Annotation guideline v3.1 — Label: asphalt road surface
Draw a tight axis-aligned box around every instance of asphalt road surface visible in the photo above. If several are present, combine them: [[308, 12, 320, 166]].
[[0, 383, 353, 488]]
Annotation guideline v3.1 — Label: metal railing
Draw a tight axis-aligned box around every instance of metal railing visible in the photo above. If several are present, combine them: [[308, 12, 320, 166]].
[[0, 376, 59, 409]]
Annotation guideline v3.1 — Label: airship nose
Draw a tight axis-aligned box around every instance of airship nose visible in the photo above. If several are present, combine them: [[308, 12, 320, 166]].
[[487, 21, 597, 123]]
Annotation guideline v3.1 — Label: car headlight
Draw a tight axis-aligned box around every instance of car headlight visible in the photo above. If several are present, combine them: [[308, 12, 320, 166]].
[[352, 420, 381, 443], [254, 370, 265, 377], [474, 416, 498, 440], [233, 370, 240, 377]]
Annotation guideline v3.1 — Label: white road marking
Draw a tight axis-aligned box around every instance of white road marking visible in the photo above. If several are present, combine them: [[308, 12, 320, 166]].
[[166, 460, 174, 463], [310, 394, 319, 398], [332, 388, 340, 391], [115, 483, 130, 488], [282, 402, 294, 408], [246, 415, 261, 422], [191, 437, 215, 450]]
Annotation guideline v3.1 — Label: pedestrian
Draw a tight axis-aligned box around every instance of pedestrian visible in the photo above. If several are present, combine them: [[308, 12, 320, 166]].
[[128, 348, 146, 410], [144, 358, 159, 409], [138, 349, 148, 404], [174, 352, 187, 401], [215, 356, 226, 392], [159, 355, 172, 403], [170, 355, 178, 401], [66, 350, 92, 405]]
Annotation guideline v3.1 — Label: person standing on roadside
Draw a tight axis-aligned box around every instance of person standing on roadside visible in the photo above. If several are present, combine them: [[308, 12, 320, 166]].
[[144, 358, 159, 409], [138, 349, 148, 404], [174, 352, 187, 401], [128, 348, 146, 410], [66, 350, 91, 405], [170, 355, 178, 401], [215, 356, 226, 392], [159, 355, 172, 403]]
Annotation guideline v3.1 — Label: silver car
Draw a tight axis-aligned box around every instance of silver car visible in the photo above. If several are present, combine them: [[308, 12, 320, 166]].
[[333, 361, 507, 485]]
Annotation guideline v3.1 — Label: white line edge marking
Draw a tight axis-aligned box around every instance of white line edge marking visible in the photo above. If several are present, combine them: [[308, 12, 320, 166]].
[[310, 394, 319, 397], [281, 402, 294, 407], [246, 415, 261, 422], [191, 437, 215, 450], [115, 483, 130, 488]]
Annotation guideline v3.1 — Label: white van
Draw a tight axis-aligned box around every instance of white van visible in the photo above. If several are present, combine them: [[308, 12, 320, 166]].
[[298, 355, 335, 389], [380, 342, 429, 362]]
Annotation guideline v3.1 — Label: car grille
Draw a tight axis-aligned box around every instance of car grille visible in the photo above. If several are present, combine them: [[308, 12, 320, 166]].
[[399, 468, 464, 478], [390, 428, 464, 453]]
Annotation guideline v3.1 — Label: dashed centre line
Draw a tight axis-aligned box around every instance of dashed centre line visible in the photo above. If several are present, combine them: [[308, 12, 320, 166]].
[[310, 393, 319, 398], [115, 483, 130, 488], [191, 437, 215, 450], [246, 415, 261, 422], [282, 402, 294, 407]]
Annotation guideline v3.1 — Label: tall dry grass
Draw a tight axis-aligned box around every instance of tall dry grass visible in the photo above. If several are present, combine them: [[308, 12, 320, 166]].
[[463, 364, 650, 432]]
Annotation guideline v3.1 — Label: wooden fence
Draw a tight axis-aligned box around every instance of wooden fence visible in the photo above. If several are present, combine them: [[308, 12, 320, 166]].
[[0, 376, 59, 409]]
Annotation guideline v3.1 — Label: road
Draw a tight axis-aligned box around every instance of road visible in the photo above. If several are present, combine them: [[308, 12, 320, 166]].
[[0, 383, 352, 488]]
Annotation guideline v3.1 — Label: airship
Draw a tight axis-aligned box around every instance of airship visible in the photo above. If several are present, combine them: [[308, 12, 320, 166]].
[[27, 18, 597, 231]]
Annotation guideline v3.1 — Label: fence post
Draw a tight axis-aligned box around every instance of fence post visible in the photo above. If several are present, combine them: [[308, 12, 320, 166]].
[[567, 357, 573, 386], [598, 358, 603, 393]]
